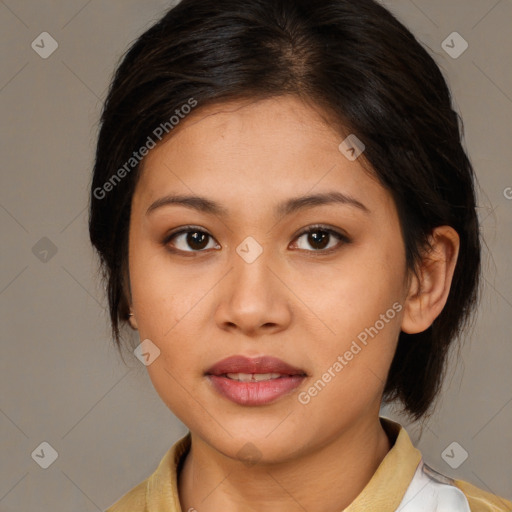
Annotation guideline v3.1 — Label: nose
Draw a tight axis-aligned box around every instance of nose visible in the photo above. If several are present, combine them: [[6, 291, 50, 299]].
[[213, 242, 292, 337]]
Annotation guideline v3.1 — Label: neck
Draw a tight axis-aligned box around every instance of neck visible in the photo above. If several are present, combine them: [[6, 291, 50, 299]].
[[178, 415, 393, 512]]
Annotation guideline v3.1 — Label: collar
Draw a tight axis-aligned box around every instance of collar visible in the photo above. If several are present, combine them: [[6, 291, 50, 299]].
[[145, 417, 422, 512]]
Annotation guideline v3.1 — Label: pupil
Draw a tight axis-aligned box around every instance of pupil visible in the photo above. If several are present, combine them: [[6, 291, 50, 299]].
[[309, 231, 328, 249], [184, 230, 330, 251], [188, 231, 208, 250]]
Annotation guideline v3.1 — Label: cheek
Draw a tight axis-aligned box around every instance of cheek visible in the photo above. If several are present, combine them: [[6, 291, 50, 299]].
[[315, 245, 404, 334], [128, 239, 214, 376], [129, 238, 189, 334], [304, 242, 405, 387]]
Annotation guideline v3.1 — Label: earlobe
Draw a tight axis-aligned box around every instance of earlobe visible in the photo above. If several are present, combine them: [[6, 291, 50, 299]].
[[128, 312, 138, 330], [401, 226, 460, 334], [122, 266, 138, 330]]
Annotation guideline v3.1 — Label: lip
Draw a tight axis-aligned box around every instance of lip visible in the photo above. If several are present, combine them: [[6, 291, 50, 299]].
[[205, 355, 306, 376], [205, 355, 307, 406]]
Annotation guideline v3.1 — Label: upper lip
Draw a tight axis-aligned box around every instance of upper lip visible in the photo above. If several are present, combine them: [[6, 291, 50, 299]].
[[205, 355, 307, 376]]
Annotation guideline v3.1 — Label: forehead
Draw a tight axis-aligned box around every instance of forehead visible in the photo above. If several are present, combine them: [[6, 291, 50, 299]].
[[133, 96, 390, 217], [143, 96, 341, 168]]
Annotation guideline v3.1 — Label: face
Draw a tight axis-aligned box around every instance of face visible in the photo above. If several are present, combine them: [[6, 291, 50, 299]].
[[127, 95, 411, 463]]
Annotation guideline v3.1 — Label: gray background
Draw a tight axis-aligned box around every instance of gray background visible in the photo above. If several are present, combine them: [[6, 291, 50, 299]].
[[1, 1, 511, 510]]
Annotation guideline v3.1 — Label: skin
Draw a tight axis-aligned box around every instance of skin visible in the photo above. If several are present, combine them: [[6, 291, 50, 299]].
[[126, 95, 459, 512]]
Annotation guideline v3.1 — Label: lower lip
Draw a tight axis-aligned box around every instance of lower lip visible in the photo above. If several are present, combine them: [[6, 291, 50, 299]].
[[206, 374, 306, 406]]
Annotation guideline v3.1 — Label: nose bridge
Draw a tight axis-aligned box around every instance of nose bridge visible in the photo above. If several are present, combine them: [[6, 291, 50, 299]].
[[215, 234, 289, 332], [231, 234, 276, 298]]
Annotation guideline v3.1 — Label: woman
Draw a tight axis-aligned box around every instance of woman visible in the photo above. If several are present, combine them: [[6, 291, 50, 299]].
[[89, 0, 511, 510]]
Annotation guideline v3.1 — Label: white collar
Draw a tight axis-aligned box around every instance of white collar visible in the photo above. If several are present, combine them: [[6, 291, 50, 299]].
[[396, 460, 471, 511]]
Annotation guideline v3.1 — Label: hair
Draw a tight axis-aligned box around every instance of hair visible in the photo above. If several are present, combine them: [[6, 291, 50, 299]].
[[88, 0, 481, 421]]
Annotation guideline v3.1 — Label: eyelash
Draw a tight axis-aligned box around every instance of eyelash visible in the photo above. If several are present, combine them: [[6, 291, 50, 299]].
[[162, 224, 351, 255]]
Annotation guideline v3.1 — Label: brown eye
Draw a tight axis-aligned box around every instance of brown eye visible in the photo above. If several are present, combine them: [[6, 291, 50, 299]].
[[164, 227, 219, 252], [293, 226, 349, 252]]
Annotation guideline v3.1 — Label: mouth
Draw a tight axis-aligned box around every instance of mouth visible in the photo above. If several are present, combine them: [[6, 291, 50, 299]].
[[221, 372, 300, 381], [205, 354, 307, 377], [205, 355, 307, 406]]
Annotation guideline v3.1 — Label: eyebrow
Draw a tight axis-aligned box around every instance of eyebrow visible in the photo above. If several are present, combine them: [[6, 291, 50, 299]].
[[145, 191, 370, 218]]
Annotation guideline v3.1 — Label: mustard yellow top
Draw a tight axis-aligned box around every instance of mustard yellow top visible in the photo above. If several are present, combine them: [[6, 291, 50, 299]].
[[105, 418, 512, 512]]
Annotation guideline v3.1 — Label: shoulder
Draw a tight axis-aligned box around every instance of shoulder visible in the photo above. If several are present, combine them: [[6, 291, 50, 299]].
[[396, 458, 511, 512], [104, 431, 191, 512], [453, 478, 512, 512], [381, 418, 511, 512], [104, 479, 148, 512]]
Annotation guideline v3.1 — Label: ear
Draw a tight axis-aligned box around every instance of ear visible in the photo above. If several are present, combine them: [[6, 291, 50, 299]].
[[401, 226, 460, 334], [121, 263, 138, 330], [128, 312, 139, 330]]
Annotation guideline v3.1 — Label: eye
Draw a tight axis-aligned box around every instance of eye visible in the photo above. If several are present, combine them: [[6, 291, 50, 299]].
[[291, 225, 350, 252], [163, 226, 219, 253], [163, 224, 350, 254]]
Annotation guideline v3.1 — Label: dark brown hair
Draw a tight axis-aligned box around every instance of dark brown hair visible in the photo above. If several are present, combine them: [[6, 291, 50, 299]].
[[88, 0, 481, 420]]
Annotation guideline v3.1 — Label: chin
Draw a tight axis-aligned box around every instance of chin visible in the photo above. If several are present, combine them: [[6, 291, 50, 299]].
[[198, 423, 311, 466]]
